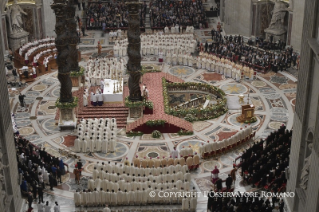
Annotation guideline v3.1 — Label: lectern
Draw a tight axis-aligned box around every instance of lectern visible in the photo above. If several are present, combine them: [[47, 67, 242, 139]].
[[236, 104, 255, 122]]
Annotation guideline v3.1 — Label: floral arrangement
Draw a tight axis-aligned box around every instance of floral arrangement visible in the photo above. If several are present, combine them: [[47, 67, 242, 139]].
[[151, 130, 162, 138], [244, 116, 257, 123], [55, 97, 78, 109], [70, 66, 85, 77], [124, 97, 153, 109], [162, 78, 228, 122], [177, 129, 194, 136], [126, 131, 144, 137], [146, 120, 166, 127]]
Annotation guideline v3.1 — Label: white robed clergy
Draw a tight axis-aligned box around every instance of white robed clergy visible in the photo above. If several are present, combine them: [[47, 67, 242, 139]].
[[76, 118, 118, 153]]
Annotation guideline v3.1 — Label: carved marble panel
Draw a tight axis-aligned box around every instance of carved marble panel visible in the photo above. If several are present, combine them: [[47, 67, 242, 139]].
[[129, 107, 142, 118]]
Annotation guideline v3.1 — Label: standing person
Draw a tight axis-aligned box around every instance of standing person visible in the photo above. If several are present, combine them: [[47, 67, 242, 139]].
[[230, 167, 237, 186], [12, 68, 18, 81], [73, 167, 81, 185], [53, 202, 60, 212], [77, 0, 81, 10], [102, 205, 111, 212], [170, 146, 179, 159], [38, 202, 44, 212], [44, 201, 51, 212], [56, 167, 62, 184], [82, 0, 86, 10], [97, 41, 102, 56], [81, 26, 87, 37], [18, 93, 26, 107], [49, 173, 54, 191], [144, 87, 149, 101], [225, 174, 233, 190], [77, 159, 83, 176], [38, 185, 44, 204], [27, 192, 33, 210], [279, 198, 284, 212]]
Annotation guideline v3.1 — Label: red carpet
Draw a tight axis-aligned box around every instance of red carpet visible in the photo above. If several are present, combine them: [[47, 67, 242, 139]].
[[63, 135, 77, 147], [126, 72, 193, 134]]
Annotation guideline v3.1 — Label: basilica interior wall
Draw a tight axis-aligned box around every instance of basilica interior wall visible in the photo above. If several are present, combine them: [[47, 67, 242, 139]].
[[290, 0, 305, 52], [42, 0, 56, 38], [224, 0, 252, 37]]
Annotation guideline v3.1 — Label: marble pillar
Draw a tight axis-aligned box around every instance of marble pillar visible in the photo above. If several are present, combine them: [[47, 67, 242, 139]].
[[0, 7, 23, 212], [1, 14, 9, 54]]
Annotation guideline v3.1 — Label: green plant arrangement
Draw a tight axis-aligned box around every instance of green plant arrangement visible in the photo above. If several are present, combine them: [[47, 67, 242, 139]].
[[162, 78, 228, 122], [124, 97, 153, 109], [70, 66, 85, 77], [184, 114, 196, 122], [146, 120, 166, 127], [55, 97, 78, 109], [141, 66, 161, 75], [244, 116, 257, 124], [151, 130, 162, 138], [177, 129, 194, 136], [126, 131, 144, 137]]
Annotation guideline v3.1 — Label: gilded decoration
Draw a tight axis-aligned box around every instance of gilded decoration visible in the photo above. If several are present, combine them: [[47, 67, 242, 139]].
[[7, 0, 36, 5]]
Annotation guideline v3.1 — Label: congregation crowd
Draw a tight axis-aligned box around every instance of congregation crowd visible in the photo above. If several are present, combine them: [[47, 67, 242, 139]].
[[150, 0, 208, 29], [207, 191, 284, 212], [15, 134, 66, 211], [86, 1, 146, 30], [202, 29, 299, 72], [239, 125, 291, 193]]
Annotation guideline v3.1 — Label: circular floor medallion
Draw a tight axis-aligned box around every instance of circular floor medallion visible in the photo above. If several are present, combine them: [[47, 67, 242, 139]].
[[202, 160, 222, 172], [251, 80, 267, 87], [268, 122, 285, 130], [220, 83, 248, 94], [19, 127, 35, 136], [32, 84, 47, 92], [169, 66, 195, 77]]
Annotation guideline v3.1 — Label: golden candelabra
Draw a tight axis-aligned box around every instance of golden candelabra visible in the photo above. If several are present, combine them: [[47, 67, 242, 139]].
[[116, 81, 119, 93], [113, 82, 116, 93], [119, 78, 123, 92]]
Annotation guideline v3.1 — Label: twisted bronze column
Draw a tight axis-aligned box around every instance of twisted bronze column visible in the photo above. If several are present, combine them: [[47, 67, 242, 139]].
[[51, 0, 78, 103], [126, 0, 142, 102]]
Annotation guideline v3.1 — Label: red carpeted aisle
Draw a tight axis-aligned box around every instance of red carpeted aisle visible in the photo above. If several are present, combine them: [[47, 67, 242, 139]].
[[126, 72, 193, 133]]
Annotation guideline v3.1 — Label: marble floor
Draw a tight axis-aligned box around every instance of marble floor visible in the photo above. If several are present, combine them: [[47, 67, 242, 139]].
[[10, 7, 297, 212]]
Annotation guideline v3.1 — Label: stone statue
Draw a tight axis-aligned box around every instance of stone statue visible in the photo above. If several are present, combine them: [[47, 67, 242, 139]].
[[299, 143, 313, 190], [8, 0, 27, 33], [268, 0, 288, 30]]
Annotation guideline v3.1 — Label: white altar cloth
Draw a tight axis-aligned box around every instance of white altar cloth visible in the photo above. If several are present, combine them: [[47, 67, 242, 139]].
[[102, 79, 123, 102]]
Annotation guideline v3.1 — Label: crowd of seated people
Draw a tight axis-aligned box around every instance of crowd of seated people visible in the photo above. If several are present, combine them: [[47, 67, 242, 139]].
[[16, 134, 66, 200], [238, 125, 292, 193], [202, 31, 299, 72], [150, 0, 208, 29], [207, 191, 285, 212], [86, 1, 146, 30]]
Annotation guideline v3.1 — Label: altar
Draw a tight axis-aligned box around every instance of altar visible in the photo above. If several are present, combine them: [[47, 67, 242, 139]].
[[102, 79, 123, 103]]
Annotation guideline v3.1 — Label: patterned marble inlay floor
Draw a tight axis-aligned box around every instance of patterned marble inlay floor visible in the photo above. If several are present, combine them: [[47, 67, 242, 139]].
[[10, 25, 297, 211]]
